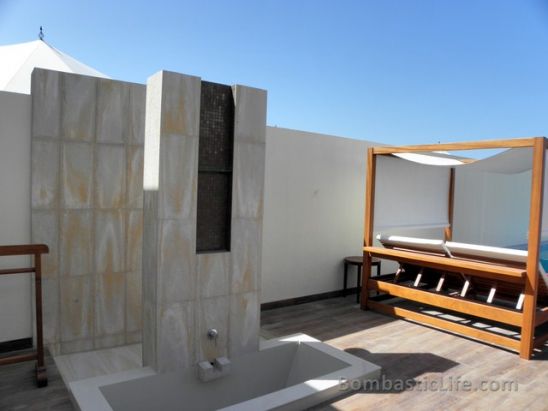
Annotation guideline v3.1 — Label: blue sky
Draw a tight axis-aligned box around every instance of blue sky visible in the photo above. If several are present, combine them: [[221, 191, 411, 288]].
[[1, 0, 547, 146]]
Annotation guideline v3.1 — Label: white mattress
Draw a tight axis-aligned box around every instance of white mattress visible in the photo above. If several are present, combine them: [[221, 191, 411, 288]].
[[376, 234, 449, 255], [445, 241, 527, 264]]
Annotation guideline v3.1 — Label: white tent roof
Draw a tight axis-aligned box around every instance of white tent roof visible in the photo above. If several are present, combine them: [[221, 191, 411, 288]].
[[0, 40, 109, 94]]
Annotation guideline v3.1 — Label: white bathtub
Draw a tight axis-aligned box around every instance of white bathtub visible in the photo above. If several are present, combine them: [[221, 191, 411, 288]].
[[70, 334, 381, 411]]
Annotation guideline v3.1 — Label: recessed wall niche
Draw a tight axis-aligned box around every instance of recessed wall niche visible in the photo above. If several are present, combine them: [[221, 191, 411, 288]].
[[196, 81, 235, 253]]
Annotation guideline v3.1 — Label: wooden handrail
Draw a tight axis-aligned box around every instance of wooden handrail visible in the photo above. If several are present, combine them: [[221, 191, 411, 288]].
[[0, 244, 49, 256], [0, 267, 36, 275], [0, 243, 49, 387]]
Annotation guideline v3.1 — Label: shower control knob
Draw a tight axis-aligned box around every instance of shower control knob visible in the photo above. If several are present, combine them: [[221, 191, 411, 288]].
[[207, 328, 219, 341]]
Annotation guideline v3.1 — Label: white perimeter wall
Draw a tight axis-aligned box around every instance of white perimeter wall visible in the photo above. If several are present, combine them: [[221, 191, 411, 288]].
[[262, 127, 375, 303], [0, 88, 533, 340], [0, 90, 32, 342]]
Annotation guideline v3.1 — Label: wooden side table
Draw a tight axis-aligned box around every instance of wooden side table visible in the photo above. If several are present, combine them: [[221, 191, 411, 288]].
[[343, 256, 381, 303]]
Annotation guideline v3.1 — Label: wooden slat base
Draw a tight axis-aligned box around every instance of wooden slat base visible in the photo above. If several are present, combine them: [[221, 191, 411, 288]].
[[369, 279, 523, 326], [367, 300, 521, 352]]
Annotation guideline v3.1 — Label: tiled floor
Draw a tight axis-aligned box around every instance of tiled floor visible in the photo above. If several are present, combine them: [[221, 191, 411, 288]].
[[0, 350, 73, 411], [261, 297, 548, 411], [54, 344, 142, 384]]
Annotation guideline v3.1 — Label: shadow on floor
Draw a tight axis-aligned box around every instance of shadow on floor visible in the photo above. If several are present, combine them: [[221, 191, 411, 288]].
[[344, 348, 459, 390], [306, 349, 459, 410], [261, 296, 399, 342]]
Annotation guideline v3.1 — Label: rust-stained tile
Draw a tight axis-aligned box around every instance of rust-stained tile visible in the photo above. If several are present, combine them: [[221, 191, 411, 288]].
[[231, 218, 261, 294], [197, 252, 229, 298], [61, 73, 96, 141], [31, 211, 58, 278], [42, 278, 59, 344], [158, 219, 195, 303], [126, 271, 142, 333], [95, 144, 126, 209], [232, 141, 265, 219], [158, 135, 198, 219], [157, 301, 194, 372], [95, 210, 125, 274], [229, 291, 259, 358], [96, 79, 129, 144], [31, 140, 59, 209], [59, 275, 93, 341], [95, 272, 125, 336], [61, 142, 93, 209], [127, 210, 143, 272], [60, 211, 92, 276], [127, 146, 144, 209], [129, 83, 146, 144], [195, 296, 229, 362], [31, 69, 61, 139], [160, 72, 200, 137]]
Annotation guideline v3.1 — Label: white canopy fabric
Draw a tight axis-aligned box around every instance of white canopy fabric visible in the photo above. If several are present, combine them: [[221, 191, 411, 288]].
[[0, 40, 109, 94], [393, 151, 466, 166], [459, 147, 533, 174], [374, 155, 451, 231], [376, 146, 548, 242]]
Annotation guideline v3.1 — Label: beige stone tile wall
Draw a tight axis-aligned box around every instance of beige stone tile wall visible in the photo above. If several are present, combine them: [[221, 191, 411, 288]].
[[31, 69, 145, 355], [142, 71, 266, 373]]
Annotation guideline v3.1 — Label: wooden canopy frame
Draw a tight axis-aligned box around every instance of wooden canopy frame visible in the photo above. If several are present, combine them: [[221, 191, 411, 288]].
[[361, 137, 548, 359]]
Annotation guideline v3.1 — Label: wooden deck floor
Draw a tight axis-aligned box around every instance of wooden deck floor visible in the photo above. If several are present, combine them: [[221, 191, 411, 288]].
[[261, 296, 548, 411], [1, 295, 547, 410], [0, 349, 73, 411]]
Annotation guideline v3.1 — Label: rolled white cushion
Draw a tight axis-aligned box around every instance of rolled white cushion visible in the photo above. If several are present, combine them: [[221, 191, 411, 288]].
[[376, 234, 449, 255], [445, 241, 527, 264]]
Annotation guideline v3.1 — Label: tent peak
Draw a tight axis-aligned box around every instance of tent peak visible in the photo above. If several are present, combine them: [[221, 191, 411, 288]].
[[0, 38, 109, 94]]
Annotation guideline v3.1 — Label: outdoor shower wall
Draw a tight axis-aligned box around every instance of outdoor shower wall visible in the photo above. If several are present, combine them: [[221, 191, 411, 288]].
[[30, 69, 145, 355], [142, 71, 266, 372]]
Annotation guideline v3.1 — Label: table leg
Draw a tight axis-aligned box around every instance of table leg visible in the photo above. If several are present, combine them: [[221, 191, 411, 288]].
[[343, 262, 348, 297], [356, 265, 362, 303], [377, 262, 381, 277]]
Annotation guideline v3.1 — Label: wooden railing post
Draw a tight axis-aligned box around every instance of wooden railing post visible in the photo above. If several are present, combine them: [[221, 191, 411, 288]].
[[34, 252, 46, 386]]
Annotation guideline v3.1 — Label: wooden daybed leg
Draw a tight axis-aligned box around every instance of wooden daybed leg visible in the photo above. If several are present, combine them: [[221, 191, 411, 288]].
[[435, 274, 445, 292], [413, 268, 424, 287], [486, 283, 497, 304]]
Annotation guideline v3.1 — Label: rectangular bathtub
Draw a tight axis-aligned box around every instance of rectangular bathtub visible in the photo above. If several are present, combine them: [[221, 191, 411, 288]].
[[70, 334, 381, 411]]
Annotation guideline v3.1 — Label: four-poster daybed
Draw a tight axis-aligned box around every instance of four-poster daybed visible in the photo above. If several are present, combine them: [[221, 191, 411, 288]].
[[361, 137, 548, 359]]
